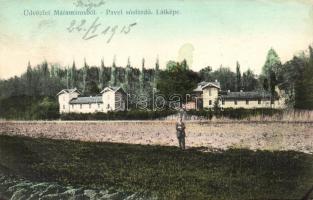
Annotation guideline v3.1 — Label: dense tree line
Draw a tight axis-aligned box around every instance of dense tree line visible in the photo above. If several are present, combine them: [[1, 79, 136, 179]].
[[0, 45, 313, 120], [157, 60, 200, 100], [284, 47, 313, 109], [260, 46, 313, 109], [0, 59, 151, 98], [0, 96, 58, 120], [0, 58, 263, 100], [199, 64, 259, 92]]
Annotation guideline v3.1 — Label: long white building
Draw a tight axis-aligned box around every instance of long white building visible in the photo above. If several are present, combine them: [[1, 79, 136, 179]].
[[193, 81, 286, 109], [58, 81, 286, 114], [57, 87, 126, 114]]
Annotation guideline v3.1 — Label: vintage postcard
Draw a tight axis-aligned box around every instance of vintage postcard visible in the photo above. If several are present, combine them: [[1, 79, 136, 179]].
[[0, 0, 313, 199]]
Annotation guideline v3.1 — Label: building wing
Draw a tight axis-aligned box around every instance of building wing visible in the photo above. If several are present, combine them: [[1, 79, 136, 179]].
[[221, 91, 272, 100]]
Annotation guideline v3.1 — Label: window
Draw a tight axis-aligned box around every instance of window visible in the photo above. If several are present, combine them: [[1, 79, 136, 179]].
[[63, 105, 65, 109], [80, 104, 82, 109], [222, 99, 225, 105], [98, 103, 100, 108], [271, 99, 274, 105], [246, 100, 249, 105], [234, 100, 237, 105], [89, 104, 91, 109], [258, 99, 261, 105], [209, 100, 212, 105], [72, 104, 74, 109], [209, 88, 212, 96]]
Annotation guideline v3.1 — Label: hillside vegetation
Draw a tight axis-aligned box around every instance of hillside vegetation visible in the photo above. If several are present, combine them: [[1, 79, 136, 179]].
[[1, 46, 313, 119]]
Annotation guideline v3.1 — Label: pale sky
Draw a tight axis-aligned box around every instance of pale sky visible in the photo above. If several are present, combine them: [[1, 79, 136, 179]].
[[0, 0, 312, 79]]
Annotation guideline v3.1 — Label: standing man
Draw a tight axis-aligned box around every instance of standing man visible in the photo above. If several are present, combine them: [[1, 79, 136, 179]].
[[176, 116, 186, 150]]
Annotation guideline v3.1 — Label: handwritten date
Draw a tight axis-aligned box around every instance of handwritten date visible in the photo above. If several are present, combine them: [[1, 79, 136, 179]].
[[67, 17, 137, 43]]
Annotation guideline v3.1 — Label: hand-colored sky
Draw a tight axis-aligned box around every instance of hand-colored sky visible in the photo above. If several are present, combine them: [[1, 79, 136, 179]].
[[0, 0, 312, 79]]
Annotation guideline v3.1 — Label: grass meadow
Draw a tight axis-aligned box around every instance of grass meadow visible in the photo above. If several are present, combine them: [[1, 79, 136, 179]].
[[0, 135, 313, 199]]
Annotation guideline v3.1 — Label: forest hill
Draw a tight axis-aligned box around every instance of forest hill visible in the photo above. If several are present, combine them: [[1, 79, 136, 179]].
[[0, 46, 313, 111]]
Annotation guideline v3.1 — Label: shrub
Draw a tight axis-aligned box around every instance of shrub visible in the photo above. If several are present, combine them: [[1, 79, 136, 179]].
[[60, 110, 177, 120], [0, 96, 59, 120], [187, 108, 283, 120]]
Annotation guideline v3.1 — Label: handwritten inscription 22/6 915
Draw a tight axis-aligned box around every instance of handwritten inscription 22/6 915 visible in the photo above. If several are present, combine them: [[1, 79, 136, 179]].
[[66, 17, 137, 42]]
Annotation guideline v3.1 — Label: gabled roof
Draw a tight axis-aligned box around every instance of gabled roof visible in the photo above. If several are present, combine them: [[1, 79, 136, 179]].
[[70, 96, 103, 104], [221, 91, 272, 100], [100, 86, 125, 94], [193, 81, 221, 92], [202, 82, 221, 89], [57, 88, 81, 96]]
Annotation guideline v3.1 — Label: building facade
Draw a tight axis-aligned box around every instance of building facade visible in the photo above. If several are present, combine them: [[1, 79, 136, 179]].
[[57, 87, 126, 114], [193, 81, 286, 109]]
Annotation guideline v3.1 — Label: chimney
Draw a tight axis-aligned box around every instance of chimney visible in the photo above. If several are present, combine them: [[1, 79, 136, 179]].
[[227, 90, 230, 93], [240, 90, 243, 92], [215, 79, 218, 82]]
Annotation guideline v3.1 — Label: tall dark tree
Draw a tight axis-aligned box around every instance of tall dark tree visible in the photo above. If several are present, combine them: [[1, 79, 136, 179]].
[[242, 69, 258, 91], [235, 61, 241, 91], [82, 59, 88, 93], [166, 60, 177, 72], [124, 57, 132, 92], [263, 78, 269, 91], [66, 66, 70, 89], [158, 66, 200, 100], [110, 56, 117, 86], [99, 59, 105, 89], [41, 60, 49, 78], [181, 59, 188, 70], [154, 57, 160, 89], [26, 61, 32, 96], [294, 46, 313, 109], [40, 61, 50, 95], [269, 69, 277, 102], [211, 66, 236, 91], [199, 66, 212, 82], [262, 48, 281, 77], [140, 58, 145, 93], [70, 61, 77, 88]]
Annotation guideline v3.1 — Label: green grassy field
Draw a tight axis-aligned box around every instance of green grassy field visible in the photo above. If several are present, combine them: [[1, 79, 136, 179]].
[[0, 134, 313, 200]]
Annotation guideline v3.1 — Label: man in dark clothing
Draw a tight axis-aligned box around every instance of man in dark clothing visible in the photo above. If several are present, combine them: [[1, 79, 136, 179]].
[[176, 117, 186, 150]]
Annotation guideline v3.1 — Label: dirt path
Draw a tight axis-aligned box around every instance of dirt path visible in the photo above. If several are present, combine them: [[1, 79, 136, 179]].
[[1, 121, 313, 154]]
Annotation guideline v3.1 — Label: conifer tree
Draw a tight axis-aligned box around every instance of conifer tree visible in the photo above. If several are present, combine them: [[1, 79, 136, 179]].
[[41, 61, 50, 95], [66, 66, 70, 89], [154, 56, 160, 89], [235, 61, 241, 91], [269, 69, 277, 104], [262, 48, 281, 77], [181, 59, 188, 70], [140, 58, 145, 93], [82, 58, 88, 93], [124, 57, 132, 92], [110, 56, 117, 86], [26, 61, 32, 95], [295, 46, 313, 109], [71, 60, 77, 88], [99, 59, 105, 89]]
